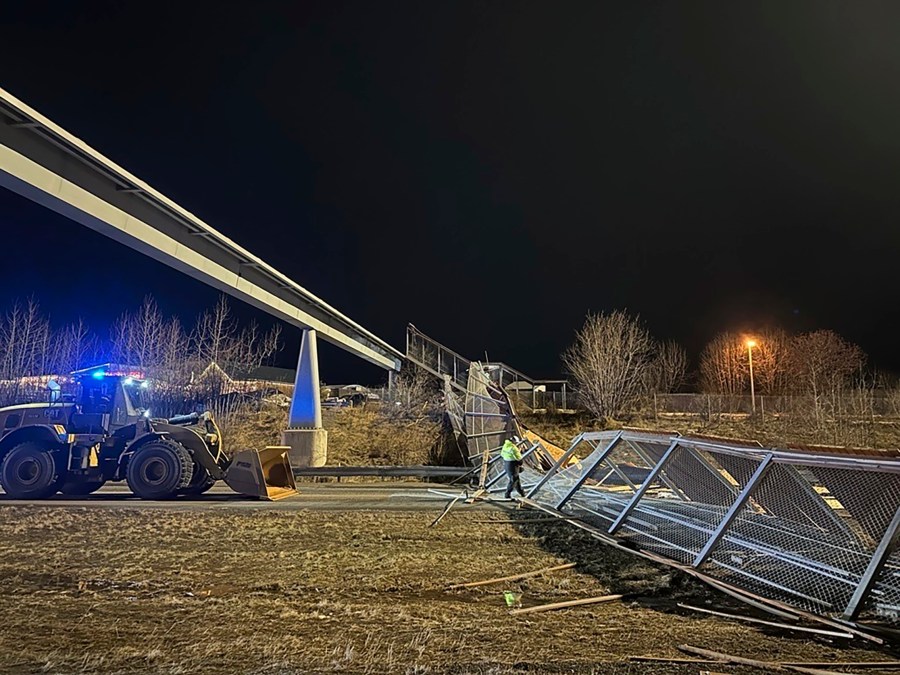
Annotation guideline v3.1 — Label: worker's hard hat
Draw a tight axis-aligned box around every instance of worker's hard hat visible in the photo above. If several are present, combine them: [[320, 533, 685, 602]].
[[512, 435, 521, 443]]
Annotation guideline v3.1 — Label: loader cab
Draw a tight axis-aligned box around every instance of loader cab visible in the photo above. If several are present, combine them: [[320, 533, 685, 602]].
[[71, 365, 149, 433]]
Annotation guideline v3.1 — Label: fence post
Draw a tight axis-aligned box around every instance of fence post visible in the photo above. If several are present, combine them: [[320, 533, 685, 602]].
[[653, 392, 658, 421]]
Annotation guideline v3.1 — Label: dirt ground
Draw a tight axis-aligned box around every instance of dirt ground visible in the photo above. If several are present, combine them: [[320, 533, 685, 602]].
[[0, 487, 896, 674]]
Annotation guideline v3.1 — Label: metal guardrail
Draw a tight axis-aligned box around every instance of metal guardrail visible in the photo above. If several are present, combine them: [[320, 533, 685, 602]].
[[293, 466, 467, 478]]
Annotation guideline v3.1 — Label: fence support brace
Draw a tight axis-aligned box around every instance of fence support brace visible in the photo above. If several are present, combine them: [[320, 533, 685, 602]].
[[842, 503, 900, 621], [555, 432, 623, 509], [608, 439, 680, 534], [692, 454, 774, 568], [524, 434, 584, 499]]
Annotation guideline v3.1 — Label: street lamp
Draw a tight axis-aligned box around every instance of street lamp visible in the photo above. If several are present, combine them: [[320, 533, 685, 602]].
[[745, 338, 757, 415]]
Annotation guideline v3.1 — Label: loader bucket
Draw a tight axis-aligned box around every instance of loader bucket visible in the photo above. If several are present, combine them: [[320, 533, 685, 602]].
[[224, 446, 298, 500]]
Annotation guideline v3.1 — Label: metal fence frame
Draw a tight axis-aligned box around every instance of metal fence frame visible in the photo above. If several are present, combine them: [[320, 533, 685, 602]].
[[420, 326, 900, 631], [476, 428, 900, 627]]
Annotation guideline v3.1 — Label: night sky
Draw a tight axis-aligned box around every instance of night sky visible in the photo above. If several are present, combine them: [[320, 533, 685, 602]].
[[2, 2, 900, 383]]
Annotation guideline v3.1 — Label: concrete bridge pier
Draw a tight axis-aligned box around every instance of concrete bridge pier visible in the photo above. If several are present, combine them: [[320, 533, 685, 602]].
[[282, 329, 327, 467]]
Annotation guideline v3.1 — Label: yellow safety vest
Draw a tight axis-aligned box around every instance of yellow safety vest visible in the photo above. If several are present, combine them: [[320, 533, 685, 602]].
[[500, 439, 522, 461]]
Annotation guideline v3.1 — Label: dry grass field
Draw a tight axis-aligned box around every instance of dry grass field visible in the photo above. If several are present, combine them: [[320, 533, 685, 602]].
[[225, 402, 446, 468], [520, 410, 900, 453], [0, 499, 894, 674]]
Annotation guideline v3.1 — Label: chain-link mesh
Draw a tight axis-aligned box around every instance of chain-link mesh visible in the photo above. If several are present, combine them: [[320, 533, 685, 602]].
[[520, 431, 900, 625], [867, 546, 900, 621], [614, 446, 763, 565], [463, 364, 509, 485], [517, 433, 615, 504], [700, 463, 900, 618]]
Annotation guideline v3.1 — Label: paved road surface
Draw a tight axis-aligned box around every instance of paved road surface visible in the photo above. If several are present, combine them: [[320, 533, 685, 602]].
[[0, 482, 505, 513]]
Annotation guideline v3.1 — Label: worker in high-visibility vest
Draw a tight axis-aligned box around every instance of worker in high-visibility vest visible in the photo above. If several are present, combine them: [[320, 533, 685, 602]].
[[500, 435, 525, 499]]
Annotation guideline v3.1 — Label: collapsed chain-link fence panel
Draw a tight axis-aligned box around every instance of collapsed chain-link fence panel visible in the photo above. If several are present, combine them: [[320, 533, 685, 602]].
[[524, 430, 900, 628], [406, 327, 900, 631]]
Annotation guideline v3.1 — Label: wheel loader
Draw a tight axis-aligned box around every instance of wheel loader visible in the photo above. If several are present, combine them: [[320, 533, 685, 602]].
[[0, 365, 296, 501]]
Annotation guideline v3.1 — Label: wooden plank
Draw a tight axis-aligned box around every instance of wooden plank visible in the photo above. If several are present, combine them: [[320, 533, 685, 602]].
[[788, 663, 900, 670], [632, 656, 900, 669], [677, 603, 853, 639], [629, 656, 721, 665], [509, 593, 622, 616], [470, 518, 560, 524], [446, 562, 576, 590], [678, 645, 849, 675], [683, 572, 800, 621]]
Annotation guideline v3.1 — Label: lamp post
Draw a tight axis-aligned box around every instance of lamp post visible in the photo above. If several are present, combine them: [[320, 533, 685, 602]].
[[745, 338, 757, 415]]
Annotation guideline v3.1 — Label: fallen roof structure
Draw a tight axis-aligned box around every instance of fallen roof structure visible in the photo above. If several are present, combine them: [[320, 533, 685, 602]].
[[446, 361, 900, 641]]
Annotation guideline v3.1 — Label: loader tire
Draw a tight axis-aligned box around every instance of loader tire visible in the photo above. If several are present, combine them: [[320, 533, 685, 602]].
[[180, 466, 216, 496], [126, 439, 193, 500], [59, 479, 106, 496], [0, 441, 62, 499]]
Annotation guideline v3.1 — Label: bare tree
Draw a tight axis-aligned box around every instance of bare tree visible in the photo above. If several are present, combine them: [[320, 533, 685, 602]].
[[789, 330, 865, 427], [751, 327, 792, 395], [647, 340, 688, 394], [193, 294, 237, 366], [190, 295, 281, 377], [699, 331, 746, 395], [0, 298, 57, 404], [0, 298, 51, 379], [381, 363, 442, 422], [53, 318, 100, 373], [111, 296, 181, 370], [563, 310, 655, 420]]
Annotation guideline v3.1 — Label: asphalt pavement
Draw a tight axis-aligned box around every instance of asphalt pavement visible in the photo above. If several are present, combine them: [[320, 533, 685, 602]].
[[0, 481, 502, 512]]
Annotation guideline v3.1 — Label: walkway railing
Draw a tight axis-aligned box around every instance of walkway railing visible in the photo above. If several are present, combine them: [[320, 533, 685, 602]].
[[405, 325, 572, 408]]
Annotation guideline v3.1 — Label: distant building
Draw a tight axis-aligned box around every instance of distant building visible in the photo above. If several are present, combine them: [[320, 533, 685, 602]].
[[322, 383, 370, 398]]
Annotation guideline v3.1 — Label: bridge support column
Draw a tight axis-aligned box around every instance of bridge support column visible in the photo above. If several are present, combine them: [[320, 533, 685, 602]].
[[282, 329, 328, 467]]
